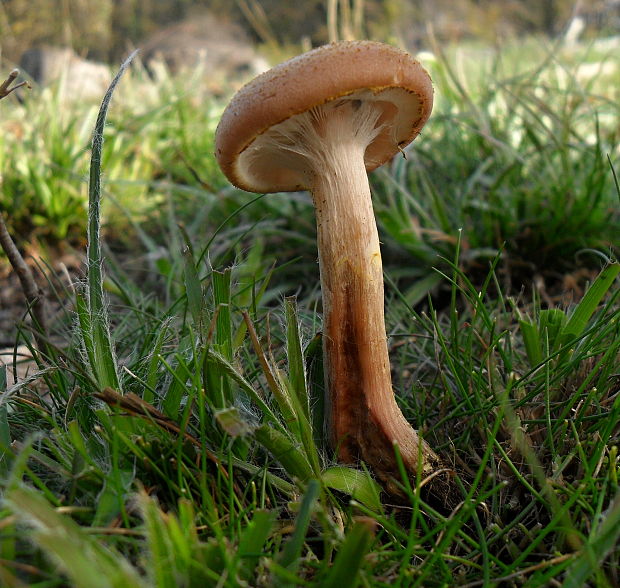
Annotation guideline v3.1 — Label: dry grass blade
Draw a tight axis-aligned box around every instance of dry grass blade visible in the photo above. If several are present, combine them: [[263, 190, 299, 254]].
[[94, 387, 222, 469]]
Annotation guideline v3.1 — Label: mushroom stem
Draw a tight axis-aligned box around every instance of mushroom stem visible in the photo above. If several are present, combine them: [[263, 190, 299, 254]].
[[303, 103, 441, 483]]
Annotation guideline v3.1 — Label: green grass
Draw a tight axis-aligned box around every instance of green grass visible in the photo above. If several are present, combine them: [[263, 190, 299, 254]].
[[0, 36, 619, 587]]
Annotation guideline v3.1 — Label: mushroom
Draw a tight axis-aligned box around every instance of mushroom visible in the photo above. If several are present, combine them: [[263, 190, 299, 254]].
[[215, 40, 443, 488]]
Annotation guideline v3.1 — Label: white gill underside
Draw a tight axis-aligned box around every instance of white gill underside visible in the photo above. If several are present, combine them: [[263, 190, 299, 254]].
[[238, 94, 387, 192]]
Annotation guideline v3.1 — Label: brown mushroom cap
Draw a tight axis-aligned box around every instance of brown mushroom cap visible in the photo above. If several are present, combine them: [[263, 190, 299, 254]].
[[215, 40, 433, 193]]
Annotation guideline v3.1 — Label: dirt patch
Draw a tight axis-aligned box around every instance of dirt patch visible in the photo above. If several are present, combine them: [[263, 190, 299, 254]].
[[0, 247, 84, 347]]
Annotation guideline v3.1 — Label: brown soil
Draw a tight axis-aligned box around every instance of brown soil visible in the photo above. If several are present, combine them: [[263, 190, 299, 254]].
[[0, 246, 84, 347]]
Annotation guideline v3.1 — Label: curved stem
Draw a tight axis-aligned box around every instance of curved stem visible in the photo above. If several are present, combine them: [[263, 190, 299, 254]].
[[309, 139, 440, 483]]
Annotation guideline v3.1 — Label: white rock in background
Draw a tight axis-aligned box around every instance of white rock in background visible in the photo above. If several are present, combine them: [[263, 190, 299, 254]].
[[19, 46, 111, 101], [0, 345, 36, 389]]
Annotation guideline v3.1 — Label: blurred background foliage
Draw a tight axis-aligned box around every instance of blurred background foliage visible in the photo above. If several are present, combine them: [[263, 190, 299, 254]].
[[0, 0, 618, 293], [0, 0, 618, 64]]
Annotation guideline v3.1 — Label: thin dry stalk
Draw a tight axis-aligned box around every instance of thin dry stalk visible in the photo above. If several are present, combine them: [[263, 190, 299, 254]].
[[0, 207, 48, 352], [236, 0, 278, 46], [327, 0, 338, 42], [0, 68, 30, 98], [0, 69, 47, 351]]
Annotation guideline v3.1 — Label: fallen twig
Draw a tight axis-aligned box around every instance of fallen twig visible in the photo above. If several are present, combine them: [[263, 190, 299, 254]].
[[0, 68, 30, 98]]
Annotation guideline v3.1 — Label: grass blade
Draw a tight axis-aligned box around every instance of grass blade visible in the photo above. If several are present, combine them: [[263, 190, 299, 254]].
[[254, 424, 313, 483], [322, 466, 382, 511], [84, 51, 139, 391], [560, 262, 620, 343], [212, 268, 233, 360], [276, 479, 320, 573], [561, 493, 620, 588], [6, 485, 147, 588], [182, 244, 205, 336], [518, 316, 542, 367], [237, 509, 277, 581], [285, 296, 309, 419], [321, 520, 375, 588]]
